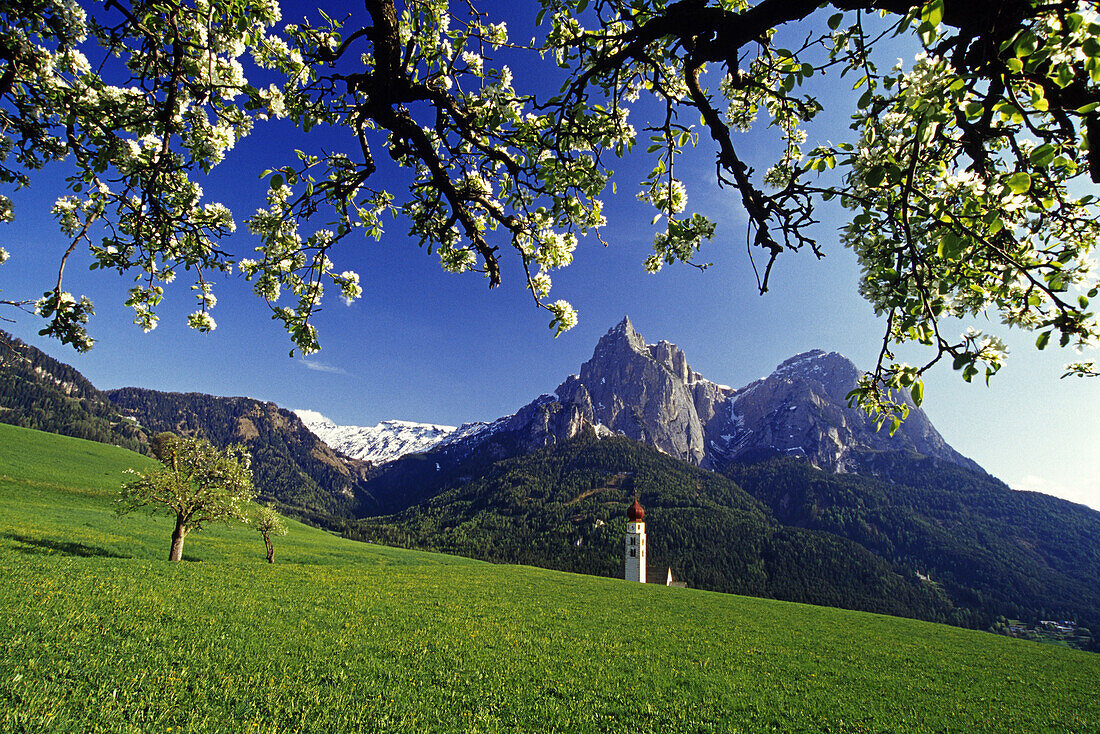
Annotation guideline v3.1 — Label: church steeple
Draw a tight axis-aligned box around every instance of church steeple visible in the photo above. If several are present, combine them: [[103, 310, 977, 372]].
[[624, 494, 646, 583]]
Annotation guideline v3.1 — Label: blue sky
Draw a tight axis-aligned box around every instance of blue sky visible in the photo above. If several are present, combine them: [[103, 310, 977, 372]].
[[1, 0, 1097, 509]]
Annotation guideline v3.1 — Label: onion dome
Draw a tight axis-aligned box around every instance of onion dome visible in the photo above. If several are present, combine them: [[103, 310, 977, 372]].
[[627, 497, 645, 522]]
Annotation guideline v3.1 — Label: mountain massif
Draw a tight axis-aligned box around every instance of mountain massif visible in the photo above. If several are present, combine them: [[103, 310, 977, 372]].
[[3, 319, 1098, 650], [352, 317, 985, 514], [515, 317, 980, 473]]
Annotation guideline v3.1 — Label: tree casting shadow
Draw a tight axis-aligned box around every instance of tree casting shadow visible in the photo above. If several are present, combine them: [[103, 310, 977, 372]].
[[2, 532, 131, 559]]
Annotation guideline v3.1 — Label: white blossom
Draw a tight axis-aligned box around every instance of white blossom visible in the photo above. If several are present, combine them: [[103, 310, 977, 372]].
[[461, 52, 484, 75], [187, 311, 217, 331]]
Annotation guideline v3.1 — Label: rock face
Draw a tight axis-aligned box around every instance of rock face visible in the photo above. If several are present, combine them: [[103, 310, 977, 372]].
[[555, 317, 733, 464], [709, 350, 983, 474], [446, 317, 982, 476]]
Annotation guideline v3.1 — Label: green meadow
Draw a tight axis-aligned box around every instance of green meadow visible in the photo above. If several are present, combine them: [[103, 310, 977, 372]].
[[1, 423, 1097, 733]]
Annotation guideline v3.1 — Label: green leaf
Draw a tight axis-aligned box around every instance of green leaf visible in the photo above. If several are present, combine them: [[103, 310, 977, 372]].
[[910, 380, 924, 407], [921, 0, 944, 27], [937, 232, 967, 260], [1036, 330, 1051, 350], [1029, 144, 1057, 168], [1016, 31, 1039, 57], [270, 174, 284, 190], [828, 12, 843, 30], [1005, 172, 1031, 194]]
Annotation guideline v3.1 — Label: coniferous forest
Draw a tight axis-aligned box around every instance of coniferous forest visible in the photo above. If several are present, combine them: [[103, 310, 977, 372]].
[[0, 331, 145, 453]]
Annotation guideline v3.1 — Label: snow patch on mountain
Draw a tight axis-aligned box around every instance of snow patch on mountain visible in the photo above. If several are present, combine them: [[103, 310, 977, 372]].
[[294, 409, 456, 465]]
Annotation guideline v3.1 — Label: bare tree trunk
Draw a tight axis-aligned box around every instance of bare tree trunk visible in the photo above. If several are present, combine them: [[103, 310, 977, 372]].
[[169, 516, 187, 562], [263, 532, 274, 563]]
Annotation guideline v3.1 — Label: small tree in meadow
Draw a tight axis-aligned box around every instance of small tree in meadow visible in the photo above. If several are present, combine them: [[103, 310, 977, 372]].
[[118, 432, 254, 561], [255, 503, 287, 564]]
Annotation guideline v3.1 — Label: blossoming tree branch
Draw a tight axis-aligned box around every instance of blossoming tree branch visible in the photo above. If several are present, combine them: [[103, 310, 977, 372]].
[[1, 0, 1098, 425]]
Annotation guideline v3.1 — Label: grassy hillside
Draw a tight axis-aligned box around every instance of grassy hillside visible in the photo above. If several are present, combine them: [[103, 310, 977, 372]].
[[1, 424, 1097, 733]]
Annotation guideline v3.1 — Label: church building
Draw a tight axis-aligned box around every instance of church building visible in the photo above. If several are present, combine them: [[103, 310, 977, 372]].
[[625, 496, 646, 583]]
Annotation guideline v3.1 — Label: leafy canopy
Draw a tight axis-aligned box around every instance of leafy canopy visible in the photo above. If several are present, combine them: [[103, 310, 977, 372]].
[[117, 432, 255, 534], [255, 502, 288, 538], [1, 0, 1098, 421]]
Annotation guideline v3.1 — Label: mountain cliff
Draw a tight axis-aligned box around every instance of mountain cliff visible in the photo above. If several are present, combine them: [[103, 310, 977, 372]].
[[554, 318, 733, 465], [710, 348, 983, 473]]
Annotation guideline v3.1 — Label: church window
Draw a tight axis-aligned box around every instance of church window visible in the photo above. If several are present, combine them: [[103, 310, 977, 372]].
[[629, 549, 636, 558], [630, 537, 636, 546]]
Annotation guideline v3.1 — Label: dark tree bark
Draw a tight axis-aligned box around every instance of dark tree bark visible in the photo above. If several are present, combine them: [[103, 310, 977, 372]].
[[169, 515, 187, 562], [263, 532, 274, 563]]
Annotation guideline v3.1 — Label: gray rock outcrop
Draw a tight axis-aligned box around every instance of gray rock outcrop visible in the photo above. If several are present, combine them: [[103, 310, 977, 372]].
[[439, 317, 982, 476]]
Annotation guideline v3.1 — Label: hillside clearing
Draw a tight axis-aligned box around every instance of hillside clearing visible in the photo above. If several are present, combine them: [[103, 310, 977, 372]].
[[0, 424, 1096, 733]]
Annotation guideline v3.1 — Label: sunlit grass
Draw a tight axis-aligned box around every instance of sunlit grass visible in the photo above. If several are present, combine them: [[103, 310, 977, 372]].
[[1, 423, 1097, 733]]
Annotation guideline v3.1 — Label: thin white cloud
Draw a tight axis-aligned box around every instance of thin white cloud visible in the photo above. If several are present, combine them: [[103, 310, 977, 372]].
[[298, 358, 348, 375], [1011, 474, 1100, 511]]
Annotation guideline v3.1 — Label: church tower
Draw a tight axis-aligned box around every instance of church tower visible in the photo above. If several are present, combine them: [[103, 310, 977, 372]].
[[625, 496, 646, 583]]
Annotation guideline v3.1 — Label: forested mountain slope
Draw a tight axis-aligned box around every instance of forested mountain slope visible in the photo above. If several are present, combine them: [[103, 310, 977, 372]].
[[350, 433, 955, 623], [0, 331, 146, 453], [724, 455, 1100, 646], [106, 387, 376, 519]]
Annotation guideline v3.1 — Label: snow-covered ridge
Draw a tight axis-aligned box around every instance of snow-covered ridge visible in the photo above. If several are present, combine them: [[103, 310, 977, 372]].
[[294, 409, 456, 465]]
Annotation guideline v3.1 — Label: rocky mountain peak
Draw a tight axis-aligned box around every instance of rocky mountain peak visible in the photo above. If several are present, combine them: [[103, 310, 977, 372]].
[[551, 318, 733, 464], [768, 350, 863, 404], [555, 320, 979, 474], [590, 316, 648, 361], [370, 318, 981, 486]]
